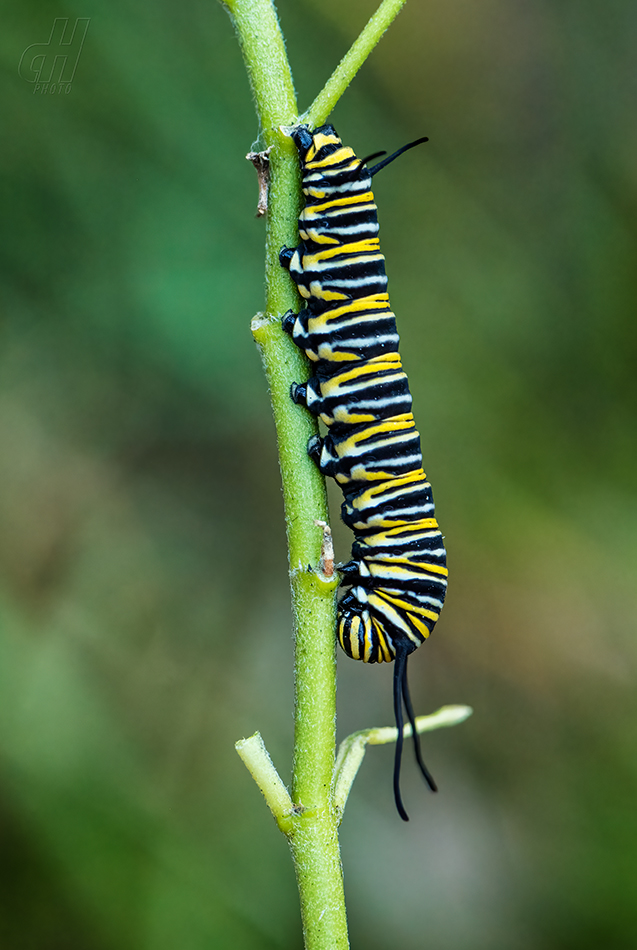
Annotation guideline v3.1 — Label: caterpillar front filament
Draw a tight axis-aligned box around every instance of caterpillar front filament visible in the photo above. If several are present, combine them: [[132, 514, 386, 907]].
[[280, 125, 447, 821]]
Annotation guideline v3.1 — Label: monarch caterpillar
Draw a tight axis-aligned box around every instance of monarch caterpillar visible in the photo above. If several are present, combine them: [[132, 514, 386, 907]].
[[280, 125, 447, 821]]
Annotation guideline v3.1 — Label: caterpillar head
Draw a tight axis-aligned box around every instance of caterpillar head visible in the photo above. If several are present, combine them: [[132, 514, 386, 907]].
[[291, 125, 360, 173], [291, 124, 340, 161]]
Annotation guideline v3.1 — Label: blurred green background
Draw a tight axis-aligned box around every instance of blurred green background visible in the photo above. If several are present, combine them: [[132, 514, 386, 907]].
[[2, 0, 637, 947]]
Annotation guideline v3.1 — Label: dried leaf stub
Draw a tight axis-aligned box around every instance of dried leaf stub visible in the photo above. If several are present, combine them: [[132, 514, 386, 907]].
[[314, 520, 334, 578], [246, 147, 272, 217]]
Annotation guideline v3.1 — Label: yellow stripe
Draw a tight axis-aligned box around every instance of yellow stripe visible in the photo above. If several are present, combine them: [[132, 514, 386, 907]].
[[371, 618, 393, 663], [367, 592, 412, 636], [350, 471, 426, 509], [347, 615, 361, 659], [332, 411, 377, 429], [305, 143, 355, 166], [347, 418, 415, 443], [305, 133, 345, 162], [310, 293, 390, 322], [363, 620, 375, 663], [409, 615, 432, 639], [321, 353, 403, 390], [316, 346, 359, 362], [300, 229, 340, 246], [307, 282, 349, 301], [308, 311, 395, 334], [361, 526, 442, 546], [365, 556, 449, 578], [346, 463, 397, 480], [334, 421, 416, 458], [307, 192, 376, 213], [352, 467, 425, 500], [379, 591, 440, 622], [368, 563, 421, 580], [303, 238, 381, 264], [305, 254, 385, 273], [322, 370, 407, 398], [315, 310, 394, 330]]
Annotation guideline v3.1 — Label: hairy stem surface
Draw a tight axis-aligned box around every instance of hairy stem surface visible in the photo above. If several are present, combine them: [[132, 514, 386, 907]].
[[304, 0, 409, 127], [225, 0, 348, 945]]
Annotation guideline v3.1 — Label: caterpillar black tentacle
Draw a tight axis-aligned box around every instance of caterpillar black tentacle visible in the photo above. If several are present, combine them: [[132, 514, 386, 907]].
[[393, 650, 410, 822], [400, 655, 437, 792], [368, 135, 429, 177], [280, 124, 447, 820]]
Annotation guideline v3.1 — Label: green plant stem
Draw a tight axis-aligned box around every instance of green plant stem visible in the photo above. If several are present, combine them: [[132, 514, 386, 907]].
[[221, 0, 297, 136], [250, 313, 346, 949], [224, 0, 348, 946], [304, 0, 408, 128]]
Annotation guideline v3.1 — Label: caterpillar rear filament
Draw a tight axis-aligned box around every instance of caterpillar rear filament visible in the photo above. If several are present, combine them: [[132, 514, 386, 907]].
[[280, 125, 447, 821]]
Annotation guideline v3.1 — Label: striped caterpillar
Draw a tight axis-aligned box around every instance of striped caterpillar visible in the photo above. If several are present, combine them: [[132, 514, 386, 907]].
[[280, 125, 447, 820]]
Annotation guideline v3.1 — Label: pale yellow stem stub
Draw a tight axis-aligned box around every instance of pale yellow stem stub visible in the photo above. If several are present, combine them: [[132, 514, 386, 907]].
[[235, 732, 294, 824], [333, 705, 473, 816]]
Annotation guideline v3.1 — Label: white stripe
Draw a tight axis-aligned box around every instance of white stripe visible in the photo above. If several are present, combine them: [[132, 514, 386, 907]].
[[320, 276, 387, 289], [363, 504, 435, 518], [340, 395, 411, 410], [318, 314, 396, 330], [340, 436, 417, 459], [333, 381, 408, 399], [364, 453, 423, 469], [304, 179, 371, 194], [370, 540, 446, 553], [306, 252, 384, 269], [319, 223, 379, 236], [361, 483, 431, 504], [333, 374, 408, 393], [302, 203, 376, 219], [364, 553, 446, 566], [320, 334, 398, 350], [366, 595, 413, 636]]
